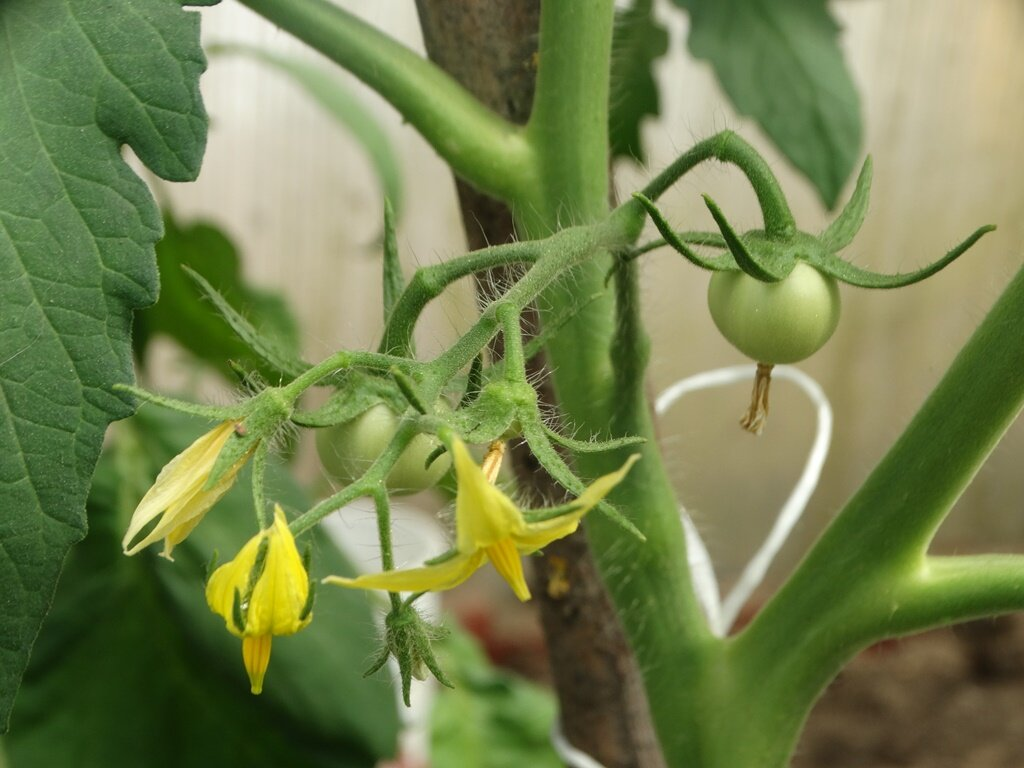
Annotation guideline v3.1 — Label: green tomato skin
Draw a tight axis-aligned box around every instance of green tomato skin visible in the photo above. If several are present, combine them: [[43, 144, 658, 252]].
[[707, 262, 841, 364], [316, 404, 451, 494]]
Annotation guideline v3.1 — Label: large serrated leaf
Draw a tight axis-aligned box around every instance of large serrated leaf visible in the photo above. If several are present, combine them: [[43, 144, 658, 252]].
[[0, 0, 211, 730], [671, 0, 861, 208], [609, 0, 669, 163]]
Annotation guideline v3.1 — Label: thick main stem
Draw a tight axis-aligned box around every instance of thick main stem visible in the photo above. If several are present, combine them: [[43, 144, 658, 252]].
[[518, 4, 712, 765]]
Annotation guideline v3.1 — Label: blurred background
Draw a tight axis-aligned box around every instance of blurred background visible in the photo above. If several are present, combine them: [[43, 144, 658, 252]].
[[152, 0, 1024, 596]]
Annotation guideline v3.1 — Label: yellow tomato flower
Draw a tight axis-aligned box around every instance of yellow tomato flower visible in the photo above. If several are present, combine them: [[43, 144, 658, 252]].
[[206, 505, 312, 694], [326, 438, 639, 602], [122, 421, 251, 560]]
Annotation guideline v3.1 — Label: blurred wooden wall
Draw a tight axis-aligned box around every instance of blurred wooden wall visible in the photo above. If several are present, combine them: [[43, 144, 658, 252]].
[[161, 0, 1024, 585]]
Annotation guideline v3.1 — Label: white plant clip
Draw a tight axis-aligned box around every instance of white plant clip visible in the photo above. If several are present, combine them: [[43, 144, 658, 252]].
[[656, 364, 833, 637]]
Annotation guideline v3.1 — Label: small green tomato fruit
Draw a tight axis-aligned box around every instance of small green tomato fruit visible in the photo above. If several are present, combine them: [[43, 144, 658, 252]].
[[316, 404, 450, 494], [707, 262, 841, 364]]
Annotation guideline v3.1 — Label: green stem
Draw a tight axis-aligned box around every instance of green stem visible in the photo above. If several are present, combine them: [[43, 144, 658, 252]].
[[616, 130, 797, 240], [250, 441, 270, 529], [280, 350, 413, 402], [372, 487, 402, 612], [498, 304, 526, 383], [237, 0, 534, 201], [516, 4, 711, 765], [888, 555, 1024, 633], [290, 418, 418, 535], [380, 240, 541, 357]]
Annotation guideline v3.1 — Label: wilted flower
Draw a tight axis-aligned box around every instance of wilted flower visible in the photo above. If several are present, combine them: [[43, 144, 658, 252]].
[[122, 421, 253, 559]]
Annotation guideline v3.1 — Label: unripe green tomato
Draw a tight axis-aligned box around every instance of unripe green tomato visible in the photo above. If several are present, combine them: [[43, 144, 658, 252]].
[[707, 262, 841, 364], [316, 404, 451, 494]]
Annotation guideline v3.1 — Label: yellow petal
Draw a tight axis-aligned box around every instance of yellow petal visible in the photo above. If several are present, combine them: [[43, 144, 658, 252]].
[[242, 635, 272, 695], [513, 517, 581, 554], [573, 453, 641, 512], [451, 438, 524, 551], [245, 509, 311, 637], [485, 538, 531, 601], [206, 506, 311, 638], [206, 527, 266, 638], [123, 421, 242, 556], [514, 453, 641, 554], [325, 550, 486, 594]]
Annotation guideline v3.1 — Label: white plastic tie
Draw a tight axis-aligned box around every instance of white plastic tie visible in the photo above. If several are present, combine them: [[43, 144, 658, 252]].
[[656, 364, 832, 636]]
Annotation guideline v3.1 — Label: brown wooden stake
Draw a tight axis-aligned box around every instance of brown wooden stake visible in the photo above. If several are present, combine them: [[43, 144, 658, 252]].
[[414, 3, 666, 766]]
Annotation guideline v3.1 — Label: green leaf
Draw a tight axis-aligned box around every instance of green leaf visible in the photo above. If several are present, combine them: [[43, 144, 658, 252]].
[[430, 624, 562, 768], [5, 408, 399, 767], [184, 266, 309, 380], [135, 213, 300, 380], [609, 0, 669, 162], [0, 0, 211, 731], [208, 42, 403, 215], [671, 0, 861, 208]]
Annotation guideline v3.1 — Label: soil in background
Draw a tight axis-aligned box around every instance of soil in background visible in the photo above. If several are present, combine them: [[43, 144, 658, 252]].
[[795, 616, 1024, 768]]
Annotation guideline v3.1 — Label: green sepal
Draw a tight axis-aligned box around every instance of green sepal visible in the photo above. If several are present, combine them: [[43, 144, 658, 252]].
[[633, 193, 738, 272], [231, 589, 247, 634], [363, 646, 391, 679], [457, 354, 484, 409], [703, 195, 793, 282], [382, 198, 406, 324], [206, 387, 296, 488], [821, 156, 873, 252], [543, 423, 646, 454], [807, 225, 996, 289], [423, 443, 449, 471], [378, 604, 451, 707], [184, 266, 309, 380], [424, 548, 459, 567], [447, 383, 520, 445], [521, 502, 581, 525], [390, 367, 430, 415], [245, 537, 272, 597], [521, 420, 645, 542], [299, 580, 317, 623], [625, 231, 727, 263], [113, 385, 247, 421]]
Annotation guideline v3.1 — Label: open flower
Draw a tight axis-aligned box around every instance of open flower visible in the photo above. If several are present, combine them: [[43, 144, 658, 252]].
[[326, 438, 639, 602], [206, 505, 313, 694], [122, 421, 252, 559]]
